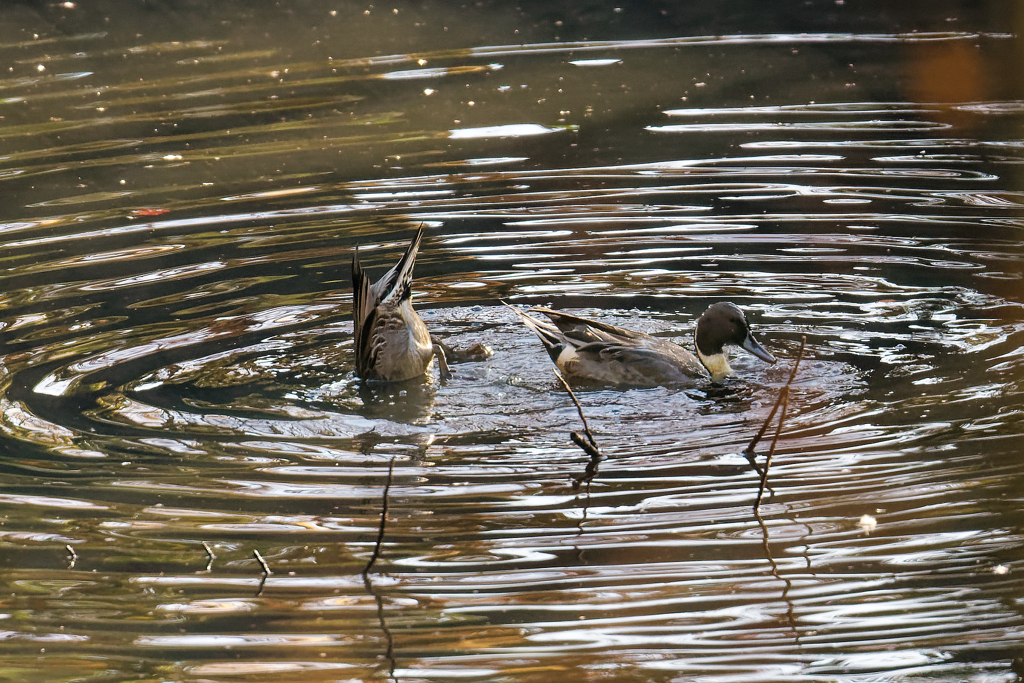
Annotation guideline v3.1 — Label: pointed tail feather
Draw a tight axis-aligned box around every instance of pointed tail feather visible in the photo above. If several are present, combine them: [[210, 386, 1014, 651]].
[[527, 306, 640, 344], [503, 301, 565, 364], [351, 245, 377, 375], [351, 245, 367, 324], [372, 226, 424, 305]]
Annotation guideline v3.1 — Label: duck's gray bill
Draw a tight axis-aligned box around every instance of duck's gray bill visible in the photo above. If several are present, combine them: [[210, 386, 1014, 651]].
[[742, 333, 777, 364]]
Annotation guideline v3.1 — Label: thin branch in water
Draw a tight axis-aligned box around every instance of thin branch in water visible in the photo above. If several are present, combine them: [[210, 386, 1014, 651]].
[[570, 441, 604, 491], [573, 455, 596, 536], [570, 431, 601, 460], [201, 541, 215, 573], [551, 369, 605, 490], [746, 336, 806, 513], [553, 370, 598, 449], [65, 544, 77, 570], [575, 488, 591, 537], [755, 388, 791, 511], [254, 549, 271, 596], [754, 510, 785, 595], [253, 549, 271, 575]]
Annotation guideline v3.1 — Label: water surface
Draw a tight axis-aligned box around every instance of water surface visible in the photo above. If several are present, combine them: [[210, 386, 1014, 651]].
[[0, 2, 1023, 682]]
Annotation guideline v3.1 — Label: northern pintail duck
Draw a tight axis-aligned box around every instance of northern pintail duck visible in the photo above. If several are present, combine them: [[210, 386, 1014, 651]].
[[352, 228, 451, 381], [508, 302, 776, 386]]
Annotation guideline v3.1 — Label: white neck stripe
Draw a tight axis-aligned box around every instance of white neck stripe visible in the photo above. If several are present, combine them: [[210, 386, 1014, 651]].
[[697, 349, 732, 381]]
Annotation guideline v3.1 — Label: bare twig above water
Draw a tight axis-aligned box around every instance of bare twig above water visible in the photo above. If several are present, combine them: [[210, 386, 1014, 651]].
[[553, 370, 598, 452], [745, 336, 806, 513], [551, 369, 605, 490], [253, 548, 271, 574], [201, 541, 215, 573], [254, 549, 271, 596]]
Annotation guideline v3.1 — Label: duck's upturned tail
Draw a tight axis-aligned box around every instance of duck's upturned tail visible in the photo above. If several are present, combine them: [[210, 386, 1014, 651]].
[[502, 302, 566, 364], [352, 227, 425, 377], [375, 227, 424, 304]]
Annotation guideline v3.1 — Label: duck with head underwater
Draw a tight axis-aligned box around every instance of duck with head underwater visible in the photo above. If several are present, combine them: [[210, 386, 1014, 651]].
[[351, 227, 452, 382], [508, 302, 776, 387]]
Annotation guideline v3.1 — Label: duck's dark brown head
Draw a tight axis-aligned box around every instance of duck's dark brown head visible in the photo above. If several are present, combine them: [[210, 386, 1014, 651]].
[[695, 302, 776, 378]]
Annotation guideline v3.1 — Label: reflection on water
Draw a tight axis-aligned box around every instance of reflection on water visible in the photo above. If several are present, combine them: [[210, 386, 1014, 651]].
[[0, 1, 1023, 681]]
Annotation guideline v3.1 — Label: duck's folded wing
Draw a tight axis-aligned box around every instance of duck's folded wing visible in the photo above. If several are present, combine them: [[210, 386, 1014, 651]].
[[570, 342, 699, 385]]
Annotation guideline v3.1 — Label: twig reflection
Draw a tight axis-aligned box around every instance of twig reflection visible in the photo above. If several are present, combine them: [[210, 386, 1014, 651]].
[[573, 471, 598, 540], [754, 510, 800, 643], [362, 458, 394, 576], [362, 457, 398, 683]]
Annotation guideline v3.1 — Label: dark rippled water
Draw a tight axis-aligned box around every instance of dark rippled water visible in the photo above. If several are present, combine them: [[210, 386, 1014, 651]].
[[1, 2, 1023, 682]]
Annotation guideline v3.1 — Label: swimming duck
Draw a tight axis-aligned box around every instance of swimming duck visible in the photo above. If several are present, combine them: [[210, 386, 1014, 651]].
[[352, 228, 451, 381], [508, 302, 776, 386]]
